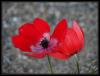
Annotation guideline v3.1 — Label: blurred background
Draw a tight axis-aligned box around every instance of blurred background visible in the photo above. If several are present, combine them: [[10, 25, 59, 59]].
[[2, 2, 98, 74]]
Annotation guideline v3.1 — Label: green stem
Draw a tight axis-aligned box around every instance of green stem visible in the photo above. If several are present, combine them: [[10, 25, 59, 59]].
[[47, 55, 54, 74], [75, 54, 80, 74]]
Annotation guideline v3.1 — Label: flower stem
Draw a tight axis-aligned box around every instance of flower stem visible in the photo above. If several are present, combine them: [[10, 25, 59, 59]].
[[75, 54, 80, 74], [47, 55, 54, 74]]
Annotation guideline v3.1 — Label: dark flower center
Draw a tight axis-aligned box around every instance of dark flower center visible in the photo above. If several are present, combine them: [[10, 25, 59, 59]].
[[40, 38, 49, 48]]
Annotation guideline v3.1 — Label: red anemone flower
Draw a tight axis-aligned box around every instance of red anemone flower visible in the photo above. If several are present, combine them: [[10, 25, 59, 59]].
[[12, 18, 84, 60]]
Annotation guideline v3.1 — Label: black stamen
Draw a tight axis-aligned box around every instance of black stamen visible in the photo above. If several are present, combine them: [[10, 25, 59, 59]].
[[40, 38, 49, 48]]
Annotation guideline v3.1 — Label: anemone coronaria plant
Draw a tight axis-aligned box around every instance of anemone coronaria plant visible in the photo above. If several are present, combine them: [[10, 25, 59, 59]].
[[12, 18, 84, 74]]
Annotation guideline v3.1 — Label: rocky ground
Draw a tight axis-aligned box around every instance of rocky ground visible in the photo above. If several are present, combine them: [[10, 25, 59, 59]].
[[2, 2, 98, 74]]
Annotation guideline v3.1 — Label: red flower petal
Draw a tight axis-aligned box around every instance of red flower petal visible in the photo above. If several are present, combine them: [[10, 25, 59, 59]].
[[26, 52, 45, 58], [58, 29, 81, 56], [80, 26, 84, 36], [33, 18, 50, 34], [19, 18, 50, 45], [53, 20, 84, 57], [12, 35, 32, 52], [72, 20, 84, 48], [51, 19, 67, 42], [19, 23, 42, 45], [48, 52, 68, 60]]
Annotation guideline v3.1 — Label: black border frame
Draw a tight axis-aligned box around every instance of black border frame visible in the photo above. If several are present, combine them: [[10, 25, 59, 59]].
[[0, 0, 99, 75]]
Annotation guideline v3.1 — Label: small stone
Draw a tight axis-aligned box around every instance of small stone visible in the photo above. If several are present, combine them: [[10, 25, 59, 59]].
[[3, 21, 8, 28], [29, 69, 33, 73], [22, 55, 28, 60]]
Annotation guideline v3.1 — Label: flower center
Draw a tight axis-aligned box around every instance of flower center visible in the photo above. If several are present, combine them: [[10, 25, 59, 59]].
[[40, 38, 49, 48]]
